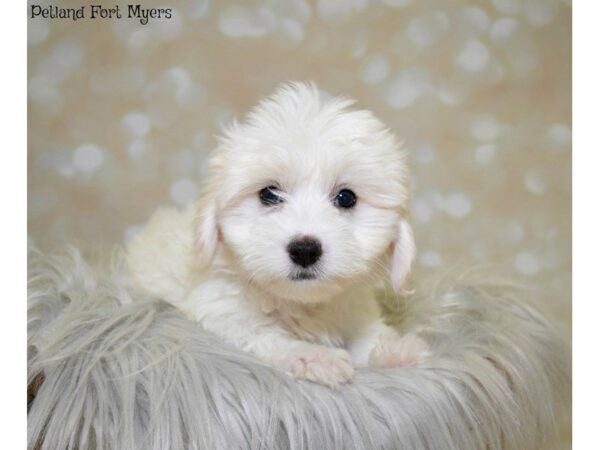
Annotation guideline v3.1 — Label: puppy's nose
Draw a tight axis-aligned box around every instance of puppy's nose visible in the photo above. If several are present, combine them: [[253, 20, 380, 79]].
[[287, 237, 322, 268]]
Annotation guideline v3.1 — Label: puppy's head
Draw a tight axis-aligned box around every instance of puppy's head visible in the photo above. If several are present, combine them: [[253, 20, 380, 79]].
[[196, 82, 415, 303]]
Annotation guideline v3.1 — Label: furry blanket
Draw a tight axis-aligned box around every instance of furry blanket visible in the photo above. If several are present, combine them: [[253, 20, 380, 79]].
[[27, 249, 570, 450]]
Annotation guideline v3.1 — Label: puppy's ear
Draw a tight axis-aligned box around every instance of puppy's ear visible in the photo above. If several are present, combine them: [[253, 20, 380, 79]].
[[389, 218, 416, 294], [194, 190, 219, 268]]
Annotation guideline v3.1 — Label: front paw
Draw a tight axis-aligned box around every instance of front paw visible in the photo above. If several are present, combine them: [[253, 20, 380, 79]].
[[282, 344, 354, 388], [368, 333, 431, 369]]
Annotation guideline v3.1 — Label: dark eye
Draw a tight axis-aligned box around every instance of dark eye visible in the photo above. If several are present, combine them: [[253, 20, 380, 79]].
[[334, 189, 357, 209], [259, 186, 283, 206]]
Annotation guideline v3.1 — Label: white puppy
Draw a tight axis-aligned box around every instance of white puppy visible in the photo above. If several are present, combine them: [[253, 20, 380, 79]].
[[126, 82, 430, 387]]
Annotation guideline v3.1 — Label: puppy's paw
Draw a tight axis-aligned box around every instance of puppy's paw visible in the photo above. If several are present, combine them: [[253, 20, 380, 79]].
[[368, 333, 431, 369], [283, 344, 354, 388]]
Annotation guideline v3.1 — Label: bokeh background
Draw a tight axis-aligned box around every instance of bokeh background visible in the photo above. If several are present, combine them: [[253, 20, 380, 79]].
[[28, 0, 571, 440]]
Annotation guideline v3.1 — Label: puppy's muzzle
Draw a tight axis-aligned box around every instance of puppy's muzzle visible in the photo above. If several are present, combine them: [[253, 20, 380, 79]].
[[287, 237, 322, 268]]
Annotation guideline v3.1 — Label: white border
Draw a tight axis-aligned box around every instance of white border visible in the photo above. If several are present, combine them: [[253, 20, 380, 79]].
[[0, 0, 27, 447], [573, 1, 599, 448]]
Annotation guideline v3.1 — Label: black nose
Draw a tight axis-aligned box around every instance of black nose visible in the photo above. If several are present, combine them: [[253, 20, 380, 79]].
[[287, 237, 322, 268]]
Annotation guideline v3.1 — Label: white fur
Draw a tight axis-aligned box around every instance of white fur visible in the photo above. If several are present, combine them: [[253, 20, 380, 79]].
[[126, 82, 425, 387]]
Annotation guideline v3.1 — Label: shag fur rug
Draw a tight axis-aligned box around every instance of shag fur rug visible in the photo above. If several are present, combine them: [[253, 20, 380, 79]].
[[27, 249, 570, 450]]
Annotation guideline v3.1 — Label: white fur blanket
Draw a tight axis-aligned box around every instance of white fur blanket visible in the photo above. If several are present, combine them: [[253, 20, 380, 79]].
[[27, 249, 570, 449]]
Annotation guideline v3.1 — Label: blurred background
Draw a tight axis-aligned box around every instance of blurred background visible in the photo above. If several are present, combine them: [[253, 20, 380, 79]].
[[28, 0, 570, 415]]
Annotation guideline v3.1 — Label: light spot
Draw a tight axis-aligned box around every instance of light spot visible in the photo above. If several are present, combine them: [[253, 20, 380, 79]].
[[419, 250, 443, 268], [72, 144, 104, 174], [190, 0, 210, 18], [360, 54, 390, 85], [269, 0, 311, 23], [53, 40, 84, 68], [170, 178, 199, 205], [28, 77, 63, 113], [407, 17, 435, 47], [436, 81, 466, 105], [457, 7, 490, 34], [523, 0, 559, 27], [124, 225, 143, 241], [193, 131, 208, 148], [406, 12, 448, 47], [490, 0, 522, 15], [444, 191, 472, 218], [490, 18, 519, 45], [381, 0, 412, 8], [153, 7, 182, 40], [166, 67, 192, 100], [507, 38, 539, 78], [350, 35, 367, 59], [122, 112, 151, 138], [280, 18, 304, 43], [455, 39, 490, 73], [37, 39, 84, 86], [474, 143, 497, 164], [57, 163, 75, 177], [385, 70, 429, 109], [412, 198, 434, 223], [515, 252, 540, 276], [386, 81, 420, 109], [414, 143, 435, 165], [219, 5, 275, 38], [428, 190, 447, 212], [543, 227, 560, 241], [128, 139, 147, 159], [470, 116, 501, 141], [28, 18, 50, 44], [506, 221, 525, 243], [127, 29, 152, 52], [546, 123, 571, 149], [487, 61, 506, 84], [143, 66, 202, 109], [524, 169, 547, 195], [316, 0, 367, 22]]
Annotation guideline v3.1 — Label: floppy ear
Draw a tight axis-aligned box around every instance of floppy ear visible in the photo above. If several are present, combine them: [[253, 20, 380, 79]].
[[194, 190, 219, 268], [390, 218, 416, 294]]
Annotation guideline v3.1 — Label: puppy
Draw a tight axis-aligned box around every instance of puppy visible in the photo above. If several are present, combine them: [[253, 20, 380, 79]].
[[126, 82, 430, 387]]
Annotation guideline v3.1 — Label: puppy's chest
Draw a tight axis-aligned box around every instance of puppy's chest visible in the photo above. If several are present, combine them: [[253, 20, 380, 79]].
[[268, 302, 346, 347]]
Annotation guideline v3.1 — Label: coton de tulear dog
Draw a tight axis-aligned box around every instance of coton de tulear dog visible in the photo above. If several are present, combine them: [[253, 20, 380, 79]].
[[126, 82, 430, 387]]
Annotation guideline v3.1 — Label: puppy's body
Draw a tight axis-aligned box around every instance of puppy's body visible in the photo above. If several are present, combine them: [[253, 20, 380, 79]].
[[126, 83, 429, 387]]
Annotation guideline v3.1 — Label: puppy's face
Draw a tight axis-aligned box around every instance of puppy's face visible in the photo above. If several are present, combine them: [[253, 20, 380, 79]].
[[196, 83, 415, 303]]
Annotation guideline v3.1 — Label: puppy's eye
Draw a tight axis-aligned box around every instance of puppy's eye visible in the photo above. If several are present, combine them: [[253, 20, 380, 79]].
[[334, 189, 357, 209], [259, 186, 283, 206]]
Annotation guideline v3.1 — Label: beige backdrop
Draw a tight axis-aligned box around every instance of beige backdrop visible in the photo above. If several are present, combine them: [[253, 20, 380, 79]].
[[27, 0, 571, 431], [28, 0, 572, 444]]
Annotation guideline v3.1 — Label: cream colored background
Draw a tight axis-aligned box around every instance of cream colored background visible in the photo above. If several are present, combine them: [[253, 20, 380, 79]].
[[27, 0, 571, 314], [28, 0, 571, 444], [28, 0, 571, 319]]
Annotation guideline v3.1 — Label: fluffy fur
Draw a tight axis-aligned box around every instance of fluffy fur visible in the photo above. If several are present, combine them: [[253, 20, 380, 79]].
[[28, 248, 570, 449], [126, 82, 425, 387]]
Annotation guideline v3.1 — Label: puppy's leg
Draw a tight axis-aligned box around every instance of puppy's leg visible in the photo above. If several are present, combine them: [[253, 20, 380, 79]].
[[277, 342, 354, 388], [179, 282, 354, 388], [339, 291, 430, 369], [367, 329, 431, 369], [348, 321, 430, 369]]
